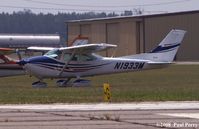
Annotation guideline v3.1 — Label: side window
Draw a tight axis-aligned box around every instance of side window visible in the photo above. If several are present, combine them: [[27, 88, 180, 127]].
[[77, 54, 96, 61], [62, 53, 97, 62], [72, 55, 78, 61], [78, 54, 88, 61], [63, 53, 71, 62]]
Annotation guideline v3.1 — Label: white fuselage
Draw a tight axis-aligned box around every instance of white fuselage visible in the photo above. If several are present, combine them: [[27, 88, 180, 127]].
[[23, 55, 165, 80]]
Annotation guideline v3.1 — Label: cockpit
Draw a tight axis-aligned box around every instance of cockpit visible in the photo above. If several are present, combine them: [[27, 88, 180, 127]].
[[44, 49, 100, 62]]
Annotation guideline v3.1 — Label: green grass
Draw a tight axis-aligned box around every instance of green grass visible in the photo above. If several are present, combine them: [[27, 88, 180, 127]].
[[0, 64, 199, 104]]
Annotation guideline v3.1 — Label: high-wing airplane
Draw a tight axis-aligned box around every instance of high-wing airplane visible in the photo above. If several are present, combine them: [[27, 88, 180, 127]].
[[0, 48, 24, 77], [0, 29, 186, 87]]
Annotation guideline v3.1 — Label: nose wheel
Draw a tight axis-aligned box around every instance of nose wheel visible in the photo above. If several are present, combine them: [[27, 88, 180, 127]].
[[32, 81, 47, 88]]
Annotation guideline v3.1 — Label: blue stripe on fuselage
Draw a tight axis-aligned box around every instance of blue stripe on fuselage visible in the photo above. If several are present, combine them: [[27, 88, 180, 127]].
[[25, 56, 112, 70]]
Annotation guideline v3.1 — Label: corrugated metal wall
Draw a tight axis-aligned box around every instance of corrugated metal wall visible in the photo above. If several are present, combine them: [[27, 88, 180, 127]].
[[67, 24, 80, 46], [80, 24, 91, 41], [67, 11, 199, 60], [67, 19, 138, 57], [91, 23, 106, 43], [119, 21, 137, 55], [106, 23, 119, 56]]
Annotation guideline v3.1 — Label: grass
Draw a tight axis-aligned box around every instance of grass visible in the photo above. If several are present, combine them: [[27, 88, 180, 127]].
[[0, 64, 199, 104]]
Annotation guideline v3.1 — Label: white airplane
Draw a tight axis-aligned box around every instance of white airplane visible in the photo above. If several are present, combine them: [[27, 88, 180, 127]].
[[1, 29, 186, 87]]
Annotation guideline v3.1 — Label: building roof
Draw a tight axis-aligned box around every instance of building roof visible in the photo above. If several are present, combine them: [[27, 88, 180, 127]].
[[66, 10, 199, 23]]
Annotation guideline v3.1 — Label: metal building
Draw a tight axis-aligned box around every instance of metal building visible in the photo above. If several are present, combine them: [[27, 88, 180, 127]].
[[66, 10, 199, 61], [0, 34, 61, 48]]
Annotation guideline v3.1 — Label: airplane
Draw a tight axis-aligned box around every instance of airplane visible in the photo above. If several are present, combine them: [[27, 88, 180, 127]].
[[0, 29, 186, 87], [0, 48, 24, 77]]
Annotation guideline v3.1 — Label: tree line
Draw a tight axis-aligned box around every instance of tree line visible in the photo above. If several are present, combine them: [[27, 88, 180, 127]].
[[0, 9, 143, 43]]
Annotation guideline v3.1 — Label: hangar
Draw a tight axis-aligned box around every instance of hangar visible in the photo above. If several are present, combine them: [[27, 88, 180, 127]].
[[66, 10, 199, 61]]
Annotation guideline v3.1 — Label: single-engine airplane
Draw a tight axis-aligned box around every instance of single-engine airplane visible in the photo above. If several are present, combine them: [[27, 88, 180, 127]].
[[0, 29, 186, 87]]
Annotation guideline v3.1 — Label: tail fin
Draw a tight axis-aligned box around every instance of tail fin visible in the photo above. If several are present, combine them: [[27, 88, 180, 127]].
[[149, 29, 186, 62], [151, 29, 186, 53], [124, 29, 186, 62]]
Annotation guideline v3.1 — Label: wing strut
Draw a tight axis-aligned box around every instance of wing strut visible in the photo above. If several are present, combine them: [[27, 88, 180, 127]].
[[58, 50, 76, 77]]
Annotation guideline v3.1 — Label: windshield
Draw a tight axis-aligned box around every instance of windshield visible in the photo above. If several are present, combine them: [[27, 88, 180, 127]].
[[44, 49, 61, 59]]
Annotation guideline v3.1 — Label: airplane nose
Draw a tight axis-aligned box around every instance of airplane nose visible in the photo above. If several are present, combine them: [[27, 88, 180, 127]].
[[17, 59, 29, 66]]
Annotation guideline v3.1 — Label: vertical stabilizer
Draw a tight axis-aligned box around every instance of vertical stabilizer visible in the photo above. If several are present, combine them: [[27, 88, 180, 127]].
[[124, 29, 186, 62]]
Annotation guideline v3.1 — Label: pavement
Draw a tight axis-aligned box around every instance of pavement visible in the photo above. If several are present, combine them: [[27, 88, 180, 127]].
[[0, 102, 199, 129]]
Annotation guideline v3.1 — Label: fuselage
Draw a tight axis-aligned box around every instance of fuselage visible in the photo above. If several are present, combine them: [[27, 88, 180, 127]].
[[21, 54, 163, 80]]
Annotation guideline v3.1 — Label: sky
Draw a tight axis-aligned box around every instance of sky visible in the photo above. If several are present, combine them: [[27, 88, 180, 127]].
[[0, 0, 198, 14]]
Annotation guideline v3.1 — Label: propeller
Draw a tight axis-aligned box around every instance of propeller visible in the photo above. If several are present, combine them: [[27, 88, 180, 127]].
[[16, 49, 22, 60]]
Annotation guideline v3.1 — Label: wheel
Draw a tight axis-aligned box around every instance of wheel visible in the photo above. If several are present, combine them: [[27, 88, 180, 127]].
[[72, 79, 91, 87], [32, 81, 47, 88]]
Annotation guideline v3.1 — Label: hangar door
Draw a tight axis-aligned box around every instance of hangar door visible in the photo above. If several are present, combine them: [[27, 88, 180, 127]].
[[80, 24, 91, 42], [106, 23, 119, 56], [67, 24, 80, 46]]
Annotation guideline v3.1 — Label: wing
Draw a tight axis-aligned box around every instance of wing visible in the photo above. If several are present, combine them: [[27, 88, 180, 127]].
[[59, 43, 117, 53], [27, 46, 55, 51], [27, 43, 117, 54]]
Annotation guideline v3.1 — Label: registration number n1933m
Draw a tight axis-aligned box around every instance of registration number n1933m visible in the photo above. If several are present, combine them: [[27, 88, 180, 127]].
[[114, 62, 145, 70]]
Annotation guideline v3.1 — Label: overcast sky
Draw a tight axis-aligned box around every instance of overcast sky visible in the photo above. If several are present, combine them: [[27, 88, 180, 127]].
[[0, 0, 198, 14]]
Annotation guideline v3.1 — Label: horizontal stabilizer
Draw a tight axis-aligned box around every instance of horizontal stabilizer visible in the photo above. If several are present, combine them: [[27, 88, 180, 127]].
[[147, 61, 172, 65]]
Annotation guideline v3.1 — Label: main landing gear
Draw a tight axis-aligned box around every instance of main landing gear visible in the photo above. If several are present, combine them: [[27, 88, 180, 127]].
[[56, 78, 91, 87], [31, 79, 91, 88], [32, 81, 47, 88]]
